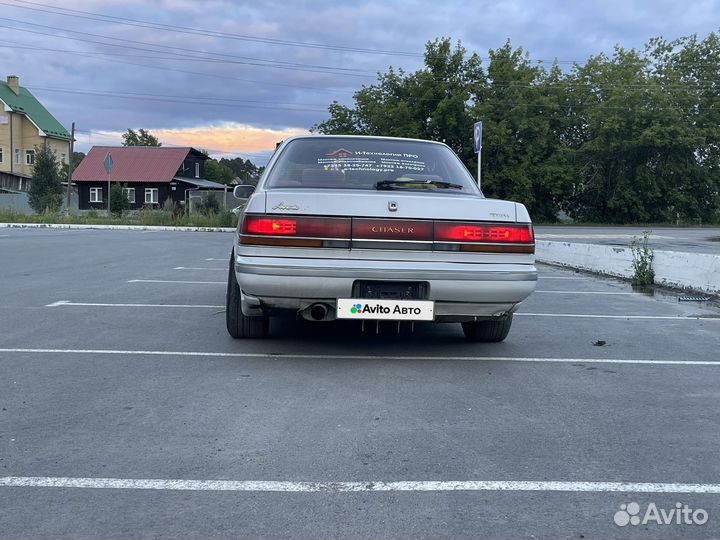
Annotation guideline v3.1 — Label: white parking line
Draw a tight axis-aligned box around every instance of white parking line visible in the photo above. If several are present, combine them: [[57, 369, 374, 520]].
[[205, 258, 226, 261], [534, 291, 634, 295], [128, 279, 224, 285], [173, 266, 224, 270], [0, 348, 718, 365], [45, 301, 223, 308], [537, 276, 587, 280], [2, 476, 719, 494], [42, 301, 716, 321], [517, 313, 720, 321]]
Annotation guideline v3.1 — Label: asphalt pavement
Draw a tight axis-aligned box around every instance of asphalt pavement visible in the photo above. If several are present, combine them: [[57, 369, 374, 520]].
[[1, 228, 719, 539]]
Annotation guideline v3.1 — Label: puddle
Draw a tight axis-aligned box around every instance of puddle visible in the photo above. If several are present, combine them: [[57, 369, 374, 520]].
[[630, 284, 655, 296]]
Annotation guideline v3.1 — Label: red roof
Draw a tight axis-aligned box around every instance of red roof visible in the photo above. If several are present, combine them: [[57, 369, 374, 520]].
[[72, 146, 202, 183]]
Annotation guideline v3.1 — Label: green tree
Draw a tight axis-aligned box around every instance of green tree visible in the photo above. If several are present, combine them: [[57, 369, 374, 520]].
[[122, 128, 162, 147], [60, 151, 86, 183], [313, 34, 720, 224], [109, 183, 131, 216], [204, 159, 236, 185], [28, 145, 63, 213], [314, 37, 483, 167], [473, 41, 572, 221]]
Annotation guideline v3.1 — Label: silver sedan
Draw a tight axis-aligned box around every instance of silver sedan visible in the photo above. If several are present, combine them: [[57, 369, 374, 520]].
[[227, 135, 536, 341]]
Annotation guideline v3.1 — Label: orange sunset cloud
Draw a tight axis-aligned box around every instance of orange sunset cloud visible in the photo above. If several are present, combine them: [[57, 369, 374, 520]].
[[92, 123, 311, 157], [152, 124, 311, 155]]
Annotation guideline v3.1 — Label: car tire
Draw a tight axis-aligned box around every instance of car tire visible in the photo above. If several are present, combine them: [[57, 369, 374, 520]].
[[226, 254, 269, 338], [461, 314, 513, 342]]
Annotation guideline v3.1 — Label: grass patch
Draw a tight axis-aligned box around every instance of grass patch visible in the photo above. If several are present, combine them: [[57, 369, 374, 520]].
[[0, 209, 238, 228]]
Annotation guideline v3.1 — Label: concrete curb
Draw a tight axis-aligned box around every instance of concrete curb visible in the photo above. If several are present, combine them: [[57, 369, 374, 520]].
[[0, 223, 235, 233], [536, 240, 720, 294]]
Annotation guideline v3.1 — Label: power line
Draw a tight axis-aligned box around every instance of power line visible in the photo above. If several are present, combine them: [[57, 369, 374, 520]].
[[3, 0, 423, 58], [28, 87, 329, 113], [0, 40, 356, 95], [0, 16, 377, 77], [30, 86, 329, 108]]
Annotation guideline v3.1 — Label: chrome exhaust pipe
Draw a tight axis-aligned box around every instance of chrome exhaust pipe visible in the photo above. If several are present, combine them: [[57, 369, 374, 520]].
[[301, 303, 333, 321], [310, 303, 328, 321]]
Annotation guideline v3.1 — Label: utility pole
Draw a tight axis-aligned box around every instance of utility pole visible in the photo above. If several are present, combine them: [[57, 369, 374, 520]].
[[65, 122, 75, 215]]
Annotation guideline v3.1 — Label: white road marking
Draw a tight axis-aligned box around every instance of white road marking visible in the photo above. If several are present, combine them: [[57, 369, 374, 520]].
[[0, 348, 718, 365], [1, 476, 719, 494], [534, 291, 634, 295], [173, 266, 224, 270], [128, 279, 224, 285], [536, 233, 674, 240], [45, 300, 70, 307], [42, 301, 716, 321], [205, 258, 226, 261], [537, 276, 587, 280], [517, 313, 720, 321], [44, 301, 223, 308]]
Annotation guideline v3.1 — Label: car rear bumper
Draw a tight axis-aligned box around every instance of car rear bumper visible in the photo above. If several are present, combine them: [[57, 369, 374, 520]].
[[234, 254, 537, 321]]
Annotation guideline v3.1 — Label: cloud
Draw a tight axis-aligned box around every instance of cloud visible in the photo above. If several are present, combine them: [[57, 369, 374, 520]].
[[85, 122, 310, 162], [5, 0, 720, 163]]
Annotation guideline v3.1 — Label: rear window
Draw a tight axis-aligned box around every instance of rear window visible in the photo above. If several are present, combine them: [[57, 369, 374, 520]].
[[263, 137, 481, 195]]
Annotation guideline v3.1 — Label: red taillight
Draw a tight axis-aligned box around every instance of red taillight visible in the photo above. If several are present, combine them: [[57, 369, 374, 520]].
[[240, 214, 533, 252], [242, 215, 351, 238], [246, 218, 297, 235], [435, 223, 534, 244], [241, 215, 351, 245]]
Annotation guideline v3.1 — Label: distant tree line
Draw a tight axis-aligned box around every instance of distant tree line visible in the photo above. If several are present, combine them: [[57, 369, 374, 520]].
[[314, 35, 720, 224], [201, 153, 265, 185]]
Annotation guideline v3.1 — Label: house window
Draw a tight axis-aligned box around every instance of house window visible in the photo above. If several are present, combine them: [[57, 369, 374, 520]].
[[15, 149, 20, 164], [25, 150, 35, 165], [90, 187, 102, 203], [122, 187, 135, 203], [60, 153, 67, 165], [195, 162, 200, 178], [0, 147, 3, 163], [145, 188, 159, 204]]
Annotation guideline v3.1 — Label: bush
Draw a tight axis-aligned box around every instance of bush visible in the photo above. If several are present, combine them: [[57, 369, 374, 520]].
[[109, 184, 131, 217], [630, 231, 655, 286]]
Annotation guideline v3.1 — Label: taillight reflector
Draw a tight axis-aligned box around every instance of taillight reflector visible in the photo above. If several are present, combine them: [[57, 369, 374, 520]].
[[435, 223, 534, 244], [242, 215, 351, 238], [246, 218, 297, 235]]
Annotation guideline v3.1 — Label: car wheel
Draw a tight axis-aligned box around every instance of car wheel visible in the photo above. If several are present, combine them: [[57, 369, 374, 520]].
[[461, 314, 513, 342], [226, 254, 269, 338]]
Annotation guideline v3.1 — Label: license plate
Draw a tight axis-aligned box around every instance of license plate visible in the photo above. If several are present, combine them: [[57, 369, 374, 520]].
[[337, 298, 435, 321]]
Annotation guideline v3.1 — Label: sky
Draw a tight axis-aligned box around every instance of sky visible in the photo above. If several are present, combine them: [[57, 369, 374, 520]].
[[2, 0, 719, 164]]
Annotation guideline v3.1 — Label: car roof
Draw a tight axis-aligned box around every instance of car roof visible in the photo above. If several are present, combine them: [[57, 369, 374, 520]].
[[281, 134, 450, 147]]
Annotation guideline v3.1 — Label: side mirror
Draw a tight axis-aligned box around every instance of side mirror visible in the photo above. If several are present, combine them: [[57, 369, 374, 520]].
[[233, 185, 255, 199]]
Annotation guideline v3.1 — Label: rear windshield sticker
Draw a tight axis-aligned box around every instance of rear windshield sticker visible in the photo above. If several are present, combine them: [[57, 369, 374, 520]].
[[318, 149, 426, 173]]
